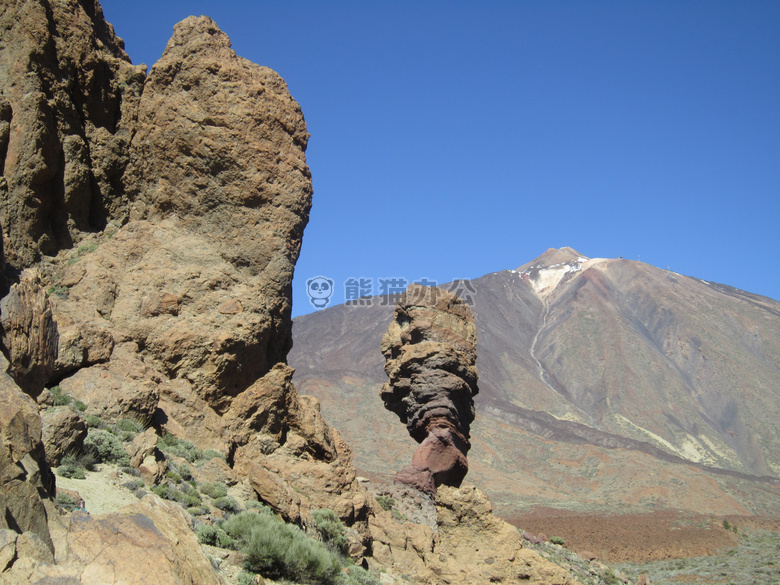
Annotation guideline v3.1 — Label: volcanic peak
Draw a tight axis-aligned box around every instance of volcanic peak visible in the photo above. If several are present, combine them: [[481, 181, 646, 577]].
[[510, 247, 607, 299]]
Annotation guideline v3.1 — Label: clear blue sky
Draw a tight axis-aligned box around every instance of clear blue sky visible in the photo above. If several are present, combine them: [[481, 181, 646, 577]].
[[101, 1, 780, 315]]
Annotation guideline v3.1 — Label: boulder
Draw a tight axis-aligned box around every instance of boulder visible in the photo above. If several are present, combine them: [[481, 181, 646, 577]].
[[1, 496, 223, 584], [0, 270, 58, 396], [0, 356, 54, 551], [40, 407, 86, 466]]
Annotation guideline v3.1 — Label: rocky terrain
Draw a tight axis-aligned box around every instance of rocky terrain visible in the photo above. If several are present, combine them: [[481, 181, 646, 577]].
[[0, 1, 598, 583]]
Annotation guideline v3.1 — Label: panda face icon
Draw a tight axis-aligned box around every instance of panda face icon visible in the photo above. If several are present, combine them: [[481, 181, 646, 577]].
[[306, 276, 334, 309]]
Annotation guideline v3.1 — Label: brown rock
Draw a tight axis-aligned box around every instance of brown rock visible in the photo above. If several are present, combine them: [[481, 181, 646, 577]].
[[380, 284, 479, 492], [121, 14, 312, 408], [0, 529, 17, 571], [218, 299, 243, 314], [53, 321, 114, 377], [0, 0, 145, 268], [0, 355, 54, 551], [141, 293, 180, 317], [2, 496, 223, 584], [40, 407, 86, 466], [58, 344, 160, 425], [0, 270, 58, 396]]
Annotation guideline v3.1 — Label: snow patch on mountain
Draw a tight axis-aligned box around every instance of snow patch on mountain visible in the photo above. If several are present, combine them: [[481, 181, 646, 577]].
[[517, 257, 606, 299]]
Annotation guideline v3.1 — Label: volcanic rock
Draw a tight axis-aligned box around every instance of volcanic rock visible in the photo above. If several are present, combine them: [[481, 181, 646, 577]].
[[0, 355, 54, 552], [40, 407, 86, 467], [0, 270, 58, 396], [380, 284, 479, 493], [0, 0, 145, 268], [0, 496, 222, 584]]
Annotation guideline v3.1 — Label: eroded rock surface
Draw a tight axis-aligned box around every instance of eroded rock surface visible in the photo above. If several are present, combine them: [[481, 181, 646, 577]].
[[0, 355, 54, 552], [380, 284, 479, 493], [0, 0, 145, 268]]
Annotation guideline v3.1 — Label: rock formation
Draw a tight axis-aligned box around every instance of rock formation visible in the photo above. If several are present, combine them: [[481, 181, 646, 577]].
[[380, 284, 479, 493], [0, 1, 371, 579], [0, 0, 144, 269]]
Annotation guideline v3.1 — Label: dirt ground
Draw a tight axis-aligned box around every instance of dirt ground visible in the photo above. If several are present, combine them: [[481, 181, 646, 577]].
[[504, 508, 780, 563]]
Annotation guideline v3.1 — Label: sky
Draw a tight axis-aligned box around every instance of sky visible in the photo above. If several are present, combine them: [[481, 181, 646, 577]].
[[100, 1, 780, 316]]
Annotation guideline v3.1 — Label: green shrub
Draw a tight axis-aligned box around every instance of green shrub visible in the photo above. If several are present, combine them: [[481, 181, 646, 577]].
[[550, 536, 566, 546], [196, 524, 235, 549], [57, 459, 86, 479], [236, 572, 255, 585], [73, 400, 87, 412], [344, 565, 381, 585], [47, 285, 69, 299], [375, 495, 395, 511], [199, 481, 228, 499], [313, 508, 349, 555], [200, 449, 225, 461], [223, 510, 342, 584], [177, 464, 193, 482], [151, 485, 170, 499], [84, 415, 102, 428], [84, 430, 130, 466], [50, 386, 72, 406], [116, 419, 142, 433], [213, 496, 241, 514], [166, 470, 182, 483], [158, 434, 201, 462], [56, 492, 77, 512]]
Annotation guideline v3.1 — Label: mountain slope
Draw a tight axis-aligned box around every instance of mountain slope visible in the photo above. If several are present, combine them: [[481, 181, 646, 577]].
[[290, 248, 780, 516]]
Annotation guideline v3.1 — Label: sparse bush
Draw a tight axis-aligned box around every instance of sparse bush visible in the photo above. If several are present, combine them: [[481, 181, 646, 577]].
[[213, 496, 241, 515], [199, 481, 228, 499], [223, 510, 342, 584], [115, 419, 142, 433], [196, 524, 235, 549], [550, 536, 566, 546], [152, 484, 170, 499], [236, 572, 255, 585], [84, 415, 102, 428], [73, 400, 87, 412], [47, 285, 69, 299], [56, 492, 77, 512], [200, 449, 225, 461], [313, 508, 349, 555], [50, 386, 72, 406], [84, 430, 130, 466], [57, 459, 86, 479], [375, 495, 395, 511], [344, 565, 382, 585], [158, 433, 201, 462], [166, 470, 182, 483]]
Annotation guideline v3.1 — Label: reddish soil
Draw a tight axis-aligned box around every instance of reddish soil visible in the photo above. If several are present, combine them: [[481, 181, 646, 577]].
[[505, 508, 759, 563]]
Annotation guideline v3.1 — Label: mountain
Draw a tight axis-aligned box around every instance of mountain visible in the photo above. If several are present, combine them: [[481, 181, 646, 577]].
[[290, 247, 780, 516]]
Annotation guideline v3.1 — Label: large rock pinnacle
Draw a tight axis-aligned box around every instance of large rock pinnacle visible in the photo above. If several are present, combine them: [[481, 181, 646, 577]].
[[380, 284, 479, 493]]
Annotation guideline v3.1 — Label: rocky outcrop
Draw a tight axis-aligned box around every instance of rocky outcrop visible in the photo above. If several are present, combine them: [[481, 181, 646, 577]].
[[122, 15, 311, 406], [0, 270, 58, 396], [1, 496, 222, 584], [380, 284, 479, 493], [0, 0, 145, 269], [369, 484, 580, 585], [0, 356, 54, 552]]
